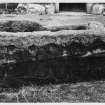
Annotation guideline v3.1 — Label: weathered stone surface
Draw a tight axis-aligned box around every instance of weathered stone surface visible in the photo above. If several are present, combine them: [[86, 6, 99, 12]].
[[88, 21, 105, 30], [92, 4, 105, 15], [45, 4, 55, 15], [16, 3, 56, 15], [27, 4, 46, 15], [16, 3, 46, 15]]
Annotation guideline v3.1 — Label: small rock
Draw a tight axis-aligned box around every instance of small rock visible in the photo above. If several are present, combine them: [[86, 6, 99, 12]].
[[82, 51, 92, 57], [88, 21, 105, 30]]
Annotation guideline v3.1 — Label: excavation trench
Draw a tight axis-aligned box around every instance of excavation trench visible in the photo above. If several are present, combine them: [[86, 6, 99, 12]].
[[0, 20, 104, 88], [0, 40, 105, 88]]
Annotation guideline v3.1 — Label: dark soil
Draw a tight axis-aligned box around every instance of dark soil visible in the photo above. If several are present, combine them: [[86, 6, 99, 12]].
[[0, 21, 46, 32], [0, 38, 105, 88]]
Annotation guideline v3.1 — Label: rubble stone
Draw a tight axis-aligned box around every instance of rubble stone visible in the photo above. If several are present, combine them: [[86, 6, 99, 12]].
[[92, 4, 105, 15]]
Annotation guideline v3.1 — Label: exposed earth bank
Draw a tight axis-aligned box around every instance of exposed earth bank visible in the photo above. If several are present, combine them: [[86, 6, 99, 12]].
[[0, 15, 105, 88]]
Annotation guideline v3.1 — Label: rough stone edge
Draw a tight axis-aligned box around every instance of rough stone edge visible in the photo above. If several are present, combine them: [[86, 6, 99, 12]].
[[0, 29, 104, 47]]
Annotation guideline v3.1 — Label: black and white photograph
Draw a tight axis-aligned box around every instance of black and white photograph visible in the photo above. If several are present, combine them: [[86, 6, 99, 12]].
[[0, 0, 105, 103]]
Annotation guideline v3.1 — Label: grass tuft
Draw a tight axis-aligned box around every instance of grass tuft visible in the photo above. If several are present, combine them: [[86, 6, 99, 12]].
[[0, 81, 105, 102]]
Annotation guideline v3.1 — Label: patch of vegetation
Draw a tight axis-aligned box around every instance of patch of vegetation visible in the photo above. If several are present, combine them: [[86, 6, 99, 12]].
[[0, 21, 45, 32], [0, 81, 105, 102]]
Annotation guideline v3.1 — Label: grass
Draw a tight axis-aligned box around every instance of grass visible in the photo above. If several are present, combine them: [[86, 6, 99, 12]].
[[0, 80, 105, 102]]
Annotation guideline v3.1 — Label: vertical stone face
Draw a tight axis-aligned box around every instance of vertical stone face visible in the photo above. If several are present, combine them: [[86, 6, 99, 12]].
[[55, 3, 59, 13], [86, 3, 93, 13]]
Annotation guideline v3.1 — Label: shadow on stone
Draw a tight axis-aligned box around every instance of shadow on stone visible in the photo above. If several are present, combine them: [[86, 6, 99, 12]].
[[0, 55, 105, 88]]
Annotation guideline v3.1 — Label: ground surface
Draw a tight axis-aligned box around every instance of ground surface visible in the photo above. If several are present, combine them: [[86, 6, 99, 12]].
[[0, 12, 105, 28], [1, 80, 105, 102]]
